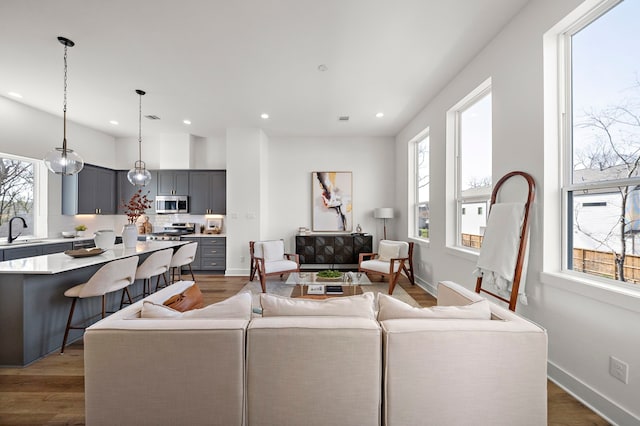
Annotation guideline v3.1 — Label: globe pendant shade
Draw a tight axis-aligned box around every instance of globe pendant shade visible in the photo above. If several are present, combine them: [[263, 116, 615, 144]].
[[44, 147, 84, 175], [127, 166, 152, 186]]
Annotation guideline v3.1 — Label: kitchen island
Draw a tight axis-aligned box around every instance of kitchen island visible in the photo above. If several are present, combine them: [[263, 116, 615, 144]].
[[0, 240, 188, 367]]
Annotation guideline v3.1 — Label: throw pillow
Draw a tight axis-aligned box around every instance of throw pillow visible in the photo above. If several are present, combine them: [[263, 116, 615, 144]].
[[377, 293, 492, 321], [378, 241, 401, 262], [261, 240, 285, 262], [260, 292, 376, 319], [163, 283, 204, 312], [142, 291, 252, 320]]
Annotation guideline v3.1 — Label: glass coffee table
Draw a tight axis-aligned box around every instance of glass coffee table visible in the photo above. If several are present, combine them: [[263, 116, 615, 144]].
[[285, 271, 372, 298]]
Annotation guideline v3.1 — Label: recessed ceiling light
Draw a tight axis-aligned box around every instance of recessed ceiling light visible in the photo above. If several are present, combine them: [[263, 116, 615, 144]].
[[317, 64, 328, 72], [8, 92, 23, 98], [109, 120, 119, 125], [260, 113, 269, 119], [183, 119, 191, 125], [376, 112, 384, 118]]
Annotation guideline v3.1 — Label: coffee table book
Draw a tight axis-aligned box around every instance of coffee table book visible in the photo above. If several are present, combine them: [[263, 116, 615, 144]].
[[325, 285, 344, 295], [307, 284, 325, 295]]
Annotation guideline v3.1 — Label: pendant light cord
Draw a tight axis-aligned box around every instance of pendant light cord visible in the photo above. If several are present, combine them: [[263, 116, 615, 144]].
[[138, 91, 142, 163], [62, 43, 68, 154]]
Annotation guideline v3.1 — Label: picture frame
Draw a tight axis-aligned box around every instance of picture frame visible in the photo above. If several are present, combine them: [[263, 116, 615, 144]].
[[312, 171, 353, 232]]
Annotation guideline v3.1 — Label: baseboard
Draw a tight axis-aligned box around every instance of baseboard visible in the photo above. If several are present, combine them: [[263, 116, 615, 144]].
[[225, 268, 249, 276], [415, 276, 437, 297], [547, 361, 639, 426]]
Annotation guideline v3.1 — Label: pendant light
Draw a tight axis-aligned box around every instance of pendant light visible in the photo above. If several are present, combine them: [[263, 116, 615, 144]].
[[127, 89, 152, 186], [44, 36, 84, 175]]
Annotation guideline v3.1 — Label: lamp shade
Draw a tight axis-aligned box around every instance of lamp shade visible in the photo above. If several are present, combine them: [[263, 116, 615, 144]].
[[374, 207, 394, 219]]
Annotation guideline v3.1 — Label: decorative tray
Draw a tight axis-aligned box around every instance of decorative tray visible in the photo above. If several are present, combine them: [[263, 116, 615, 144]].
[[316, 270, 343, 282], [64, 248, 105, 258]]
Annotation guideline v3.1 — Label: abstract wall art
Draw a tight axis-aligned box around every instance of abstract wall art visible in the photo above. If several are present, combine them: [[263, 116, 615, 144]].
[[312, 171, 352, 232]]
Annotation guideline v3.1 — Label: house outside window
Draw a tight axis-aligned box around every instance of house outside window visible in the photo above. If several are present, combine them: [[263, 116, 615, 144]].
[[562, 0, 640, 285], [449, 79, 492, 249], [410, 130, 430, 240], [0, 154, 37, 240]]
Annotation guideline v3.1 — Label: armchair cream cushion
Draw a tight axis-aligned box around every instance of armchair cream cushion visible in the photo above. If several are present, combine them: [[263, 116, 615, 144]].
[[378, 241, 401, 261]]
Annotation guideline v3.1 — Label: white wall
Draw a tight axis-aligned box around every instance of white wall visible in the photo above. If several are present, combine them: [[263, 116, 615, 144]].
[[266, 136, 395, 248], [0, 96, 118, 237], [395, 0, 639, 424]]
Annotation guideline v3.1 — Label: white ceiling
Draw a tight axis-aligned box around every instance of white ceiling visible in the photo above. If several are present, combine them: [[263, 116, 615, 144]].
[[0, 0, 529, 139]]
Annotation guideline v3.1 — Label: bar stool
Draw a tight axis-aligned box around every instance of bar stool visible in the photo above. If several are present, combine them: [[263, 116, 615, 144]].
[[60, 256, 139, 354], [134, 248, 173, 297], [169, 242, 198, 283]]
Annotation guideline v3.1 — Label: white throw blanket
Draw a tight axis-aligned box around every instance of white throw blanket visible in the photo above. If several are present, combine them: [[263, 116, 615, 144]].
[[474, 202, 528, 305]]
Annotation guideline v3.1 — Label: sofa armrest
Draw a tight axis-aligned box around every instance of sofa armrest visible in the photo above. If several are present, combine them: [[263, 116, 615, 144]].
[[437, 280, 486, 306], [84, 319, 248, 426], [381, 315, 547, 426]]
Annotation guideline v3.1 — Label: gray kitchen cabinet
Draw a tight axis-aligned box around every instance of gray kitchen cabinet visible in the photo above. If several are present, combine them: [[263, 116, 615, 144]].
[[62, 164, 117, 215], [157, 170, 189, 195], [179, 237, 226, 272], [188, 170, 226, 214], [117, 170, 157, 215], [4, 246, 41, 260], [179, 237, 202, 270], [0, 250, 3, 261], [41, 242, 73, 254], [199, 237, 226, 271]]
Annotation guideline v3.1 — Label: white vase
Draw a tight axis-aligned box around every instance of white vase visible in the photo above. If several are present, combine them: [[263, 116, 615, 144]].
[[122, 224, 138, 248]]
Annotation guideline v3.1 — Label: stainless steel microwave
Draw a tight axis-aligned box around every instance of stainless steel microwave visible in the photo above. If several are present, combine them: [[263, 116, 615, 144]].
[[156, 195, 188, 214]]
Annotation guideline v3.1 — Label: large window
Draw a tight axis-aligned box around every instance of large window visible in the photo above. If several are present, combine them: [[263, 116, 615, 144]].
[[413, 132, 429, 239], [451, 80, 492, 249], [563, 0, 640, 285], [0, 154, 38, 240]]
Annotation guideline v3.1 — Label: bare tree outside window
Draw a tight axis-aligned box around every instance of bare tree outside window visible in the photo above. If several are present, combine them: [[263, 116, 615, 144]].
[[0, 157, 34, 238], [572, 82, 640, 282]]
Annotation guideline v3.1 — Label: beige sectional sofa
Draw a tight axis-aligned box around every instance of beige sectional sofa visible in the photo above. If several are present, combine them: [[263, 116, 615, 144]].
[[83, 280, 547, 426]]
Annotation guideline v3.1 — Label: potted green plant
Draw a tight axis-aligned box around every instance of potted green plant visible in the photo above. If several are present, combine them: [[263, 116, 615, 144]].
[[74, 224, 87, 237]]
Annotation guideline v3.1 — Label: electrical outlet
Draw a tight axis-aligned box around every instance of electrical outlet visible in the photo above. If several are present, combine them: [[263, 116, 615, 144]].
[[609, 356, 629, 384], [240, 256, 245, 263]]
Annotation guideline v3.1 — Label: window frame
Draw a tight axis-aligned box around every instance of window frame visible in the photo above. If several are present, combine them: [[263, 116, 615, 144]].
[[560, 0, 640, 287], [408, 128, 430, 241], [0, 152, 47, 240], [449, 78, 492, 251]]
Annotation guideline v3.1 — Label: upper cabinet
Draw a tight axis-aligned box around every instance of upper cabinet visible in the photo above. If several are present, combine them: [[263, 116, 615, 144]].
[[117, 170, 157, 215], [157, 170, 189, 195], [62, 164, 116, 215], [189, 170, 226, 214]]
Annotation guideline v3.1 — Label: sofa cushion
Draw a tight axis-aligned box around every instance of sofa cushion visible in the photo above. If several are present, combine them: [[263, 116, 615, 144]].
[[378, 241, 401, 261], [377, 293, 491, 321], [163, 283, 204, 312], [260, 292, 376, 319], [261, 240, 284, 262], [142, 291, 252, 320]]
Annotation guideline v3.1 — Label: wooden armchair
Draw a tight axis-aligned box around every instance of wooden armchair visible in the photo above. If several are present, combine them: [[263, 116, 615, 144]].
[[358, 240, 414, 294], [249, 240, 300, 293]]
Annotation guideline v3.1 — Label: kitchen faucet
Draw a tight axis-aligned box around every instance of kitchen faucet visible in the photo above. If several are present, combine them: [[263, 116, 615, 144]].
[[8, 216, 27, 243]]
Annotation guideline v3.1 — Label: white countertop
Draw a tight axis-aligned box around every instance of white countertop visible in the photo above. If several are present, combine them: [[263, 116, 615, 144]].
[[0, 236, 95, 249], [0, 240, 187, 275]]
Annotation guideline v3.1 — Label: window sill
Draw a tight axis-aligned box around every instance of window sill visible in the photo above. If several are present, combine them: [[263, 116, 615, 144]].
[[408, 236, 430, 248], [444, 245, 479, 262], [540, 271, 640, 314]]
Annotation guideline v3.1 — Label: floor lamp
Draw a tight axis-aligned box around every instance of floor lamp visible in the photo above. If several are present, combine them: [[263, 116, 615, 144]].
[[374, 208, 394, 240]]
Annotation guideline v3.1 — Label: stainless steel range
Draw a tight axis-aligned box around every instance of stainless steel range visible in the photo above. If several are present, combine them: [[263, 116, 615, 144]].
[[146, 223, 196, 241]]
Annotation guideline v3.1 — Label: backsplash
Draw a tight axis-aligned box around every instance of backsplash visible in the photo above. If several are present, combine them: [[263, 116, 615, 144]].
[[50, 214, 225, 238]]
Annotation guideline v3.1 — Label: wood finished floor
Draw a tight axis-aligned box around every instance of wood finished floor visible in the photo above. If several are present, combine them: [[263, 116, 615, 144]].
[[0, 275, 609, 425]]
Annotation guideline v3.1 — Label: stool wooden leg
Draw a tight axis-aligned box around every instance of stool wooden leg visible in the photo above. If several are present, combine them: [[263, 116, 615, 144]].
[[60, 298, 77, 354]]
